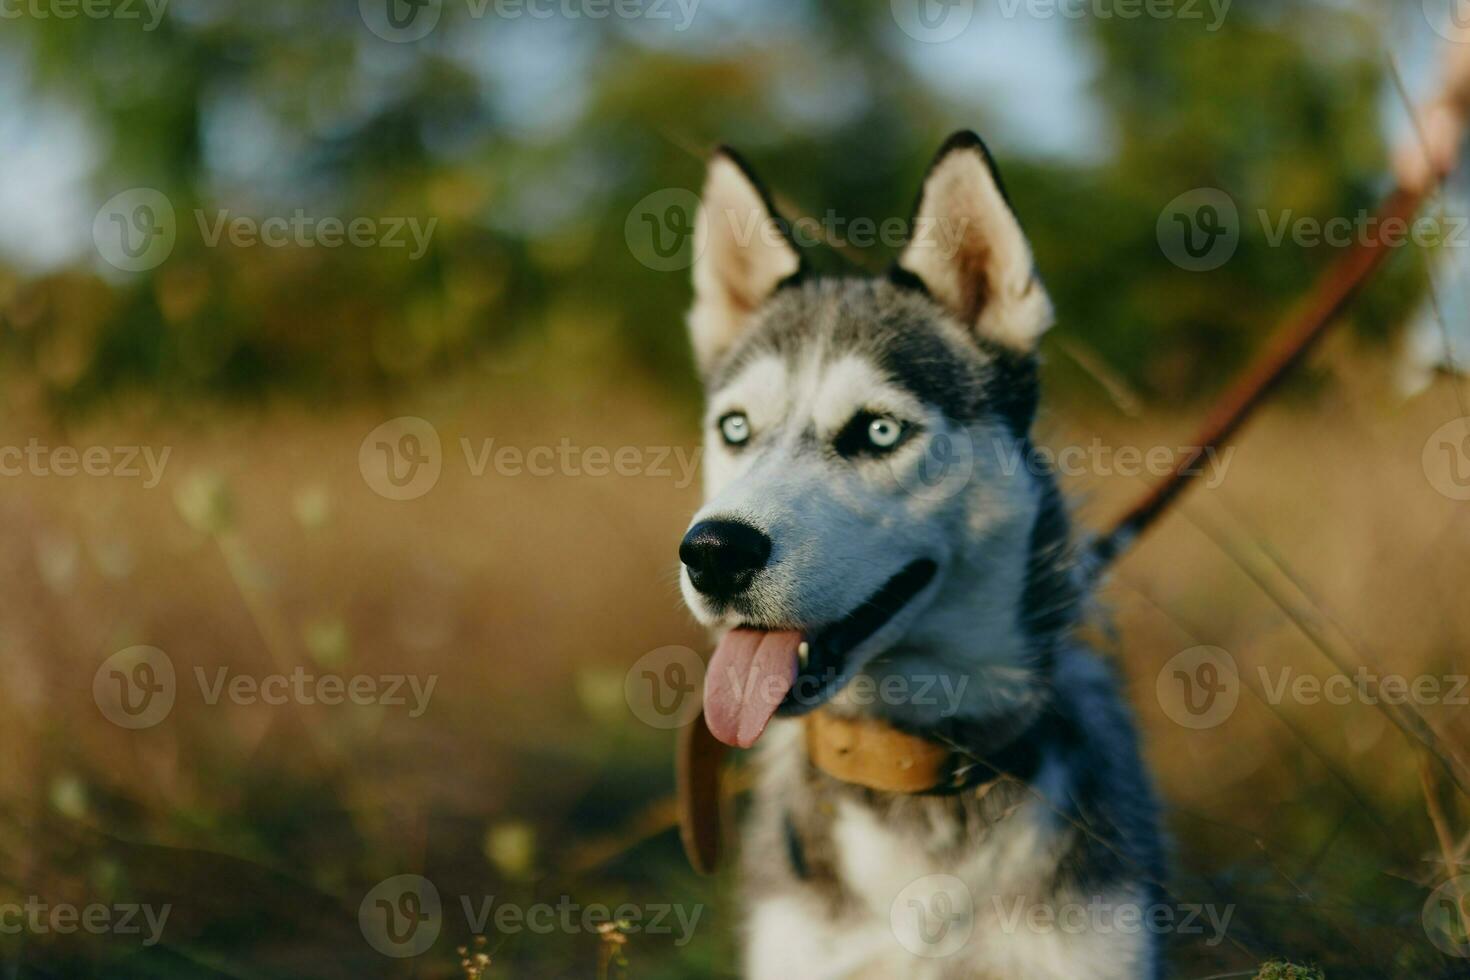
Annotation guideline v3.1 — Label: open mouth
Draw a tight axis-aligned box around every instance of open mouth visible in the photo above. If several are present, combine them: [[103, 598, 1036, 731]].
[[702, 558, 938, 748]]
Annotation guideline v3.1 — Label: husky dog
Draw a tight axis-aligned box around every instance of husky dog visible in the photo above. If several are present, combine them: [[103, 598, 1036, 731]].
[[676, 133, 1165, 979]]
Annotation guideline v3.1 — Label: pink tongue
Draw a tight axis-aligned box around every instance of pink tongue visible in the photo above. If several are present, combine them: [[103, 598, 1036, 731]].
[[703, 628, 802, 749]]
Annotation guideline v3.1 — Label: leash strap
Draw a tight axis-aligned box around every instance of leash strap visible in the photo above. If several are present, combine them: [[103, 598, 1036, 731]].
[[677, 709, 728, 875]]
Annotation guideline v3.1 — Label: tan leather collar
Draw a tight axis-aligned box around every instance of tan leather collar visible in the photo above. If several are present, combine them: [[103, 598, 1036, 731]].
[[677, 708, 979, 874], [803, 710, 964, 794]]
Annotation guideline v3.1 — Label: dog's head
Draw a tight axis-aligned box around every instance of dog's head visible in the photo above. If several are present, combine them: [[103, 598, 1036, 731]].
[[679, 132, 1073, 748]]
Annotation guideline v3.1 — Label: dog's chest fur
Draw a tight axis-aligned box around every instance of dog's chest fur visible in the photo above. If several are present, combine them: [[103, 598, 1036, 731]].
[[736, 655, 1163, 980]]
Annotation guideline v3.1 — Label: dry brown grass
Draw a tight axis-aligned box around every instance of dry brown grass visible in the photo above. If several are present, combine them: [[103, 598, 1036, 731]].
[[1, 353, 1468, 974]]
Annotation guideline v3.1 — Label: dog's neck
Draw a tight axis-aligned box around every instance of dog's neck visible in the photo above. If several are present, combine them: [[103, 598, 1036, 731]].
[[840, 492, 1065, 739]]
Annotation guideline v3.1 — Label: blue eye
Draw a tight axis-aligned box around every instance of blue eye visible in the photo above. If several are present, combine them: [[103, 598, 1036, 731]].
[[719, 412, 751, 446], [834, 412, 912, 457], [867, 417, 903, 449]]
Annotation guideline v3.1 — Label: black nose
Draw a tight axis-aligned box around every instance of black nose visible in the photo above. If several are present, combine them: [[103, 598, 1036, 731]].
[[680, 519, 772, 600]]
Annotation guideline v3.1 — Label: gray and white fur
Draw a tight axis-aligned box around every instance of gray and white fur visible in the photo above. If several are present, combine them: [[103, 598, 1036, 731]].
[[677, 132, 1166, 979]]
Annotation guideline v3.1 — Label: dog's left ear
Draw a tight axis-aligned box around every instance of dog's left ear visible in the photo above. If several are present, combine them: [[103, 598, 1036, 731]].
[[896, 131, 1053, 353], [688, 148, 803, 373]]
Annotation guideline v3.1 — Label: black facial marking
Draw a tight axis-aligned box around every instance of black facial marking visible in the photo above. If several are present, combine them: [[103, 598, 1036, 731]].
[[978, 346, 1040, 436], [885, 264, 931, 297], [868, 319, 985, 425]]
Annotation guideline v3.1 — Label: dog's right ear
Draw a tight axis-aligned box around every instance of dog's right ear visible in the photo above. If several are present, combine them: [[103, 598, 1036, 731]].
[[688, 148, 802, 374], [895, 131, 1053, 354]]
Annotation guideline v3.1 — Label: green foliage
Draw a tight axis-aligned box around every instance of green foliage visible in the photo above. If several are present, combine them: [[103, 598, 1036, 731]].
[[0, 0, 1420, 416], [1256, 960, 1327, 980]]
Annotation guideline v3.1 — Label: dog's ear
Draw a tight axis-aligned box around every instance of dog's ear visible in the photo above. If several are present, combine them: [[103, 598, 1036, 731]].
[[688, 148, 802, 373], [895, 131, 1053, 353]]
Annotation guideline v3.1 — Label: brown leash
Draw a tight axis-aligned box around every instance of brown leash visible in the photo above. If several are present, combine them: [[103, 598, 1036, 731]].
[[676, 710, 729, 875], [1088, 184, 1428, 570]]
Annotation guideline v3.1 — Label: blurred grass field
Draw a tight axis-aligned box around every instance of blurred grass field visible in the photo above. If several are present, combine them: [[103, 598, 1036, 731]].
[[2, 350, 1469, 976]]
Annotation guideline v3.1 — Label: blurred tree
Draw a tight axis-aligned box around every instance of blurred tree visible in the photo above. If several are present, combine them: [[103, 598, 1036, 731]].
[[0, 0, 1420, 413]]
